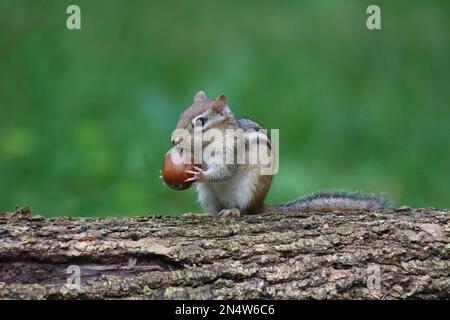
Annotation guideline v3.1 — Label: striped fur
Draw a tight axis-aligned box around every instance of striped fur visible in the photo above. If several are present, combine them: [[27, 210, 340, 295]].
[[270, 190, 392, 213]]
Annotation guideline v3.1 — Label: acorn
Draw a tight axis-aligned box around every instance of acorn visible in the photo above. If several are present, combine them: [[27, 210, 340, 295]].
[[161, 146, 199, 190]]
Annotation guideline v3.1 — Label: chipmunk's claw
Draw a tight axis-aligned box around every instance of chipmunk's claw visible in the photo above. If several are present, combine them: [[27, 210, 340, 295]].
[[217, 208, 241, 218], [159, 170, 169, 187], [184, 176, 198, 183], [185, 166, 205, 183]]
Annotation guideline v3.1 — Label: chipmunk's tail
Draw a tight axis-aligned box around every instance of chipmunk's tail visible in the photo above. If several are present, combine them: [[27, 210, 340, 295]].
[[265, 190, 392, 213]]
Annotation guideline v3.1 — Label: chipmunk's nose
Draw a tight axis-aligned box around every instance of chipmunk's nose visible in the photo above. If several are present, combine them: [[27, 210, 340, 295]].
[[172, 136, 181, 145]]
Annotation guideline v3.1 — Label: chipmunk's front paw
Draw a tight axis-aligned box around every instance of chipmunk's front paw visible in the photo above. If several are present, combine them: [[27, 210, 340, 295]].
[[217, 208, 241, 218], [184, 166, 206, 183]]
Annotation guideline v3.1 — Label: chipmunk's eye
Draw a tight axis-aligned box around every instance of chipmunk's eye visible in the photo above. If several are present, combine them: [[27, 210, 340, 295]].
[[195, 116, 207, 127]]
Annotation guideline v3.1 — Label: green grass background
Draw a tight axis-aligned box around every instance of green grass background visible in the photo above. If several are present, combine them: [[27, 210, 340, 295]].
[[0, 0, 449, 216]]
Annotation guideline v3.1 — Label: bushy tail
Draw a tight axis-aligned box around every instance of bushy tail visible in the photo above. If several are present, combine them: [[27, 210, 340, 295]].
[[267, 190, 392, 213]]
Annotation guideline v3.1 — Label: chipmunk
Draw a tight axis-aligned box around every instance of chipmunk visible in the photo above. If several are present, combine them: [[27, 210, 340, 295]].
[[169, 90, 391, 218]]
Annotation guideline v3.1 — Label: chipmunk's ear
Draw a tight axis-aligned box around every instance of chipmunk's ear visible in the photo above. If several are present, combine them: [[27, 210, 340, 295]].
[[212, 94, 227, 111], [194, 90, 207, 102]]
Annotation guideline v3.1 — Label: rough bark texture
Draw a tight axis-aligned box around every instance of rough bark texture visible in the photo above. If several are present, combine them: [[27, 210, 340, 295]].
[[0, 206, 448, 300]]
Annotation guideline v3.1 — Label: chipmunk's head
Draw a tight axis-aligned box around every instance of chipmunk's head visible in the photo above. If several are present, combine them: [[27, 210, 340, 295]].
[[172, 91, 235, 145]]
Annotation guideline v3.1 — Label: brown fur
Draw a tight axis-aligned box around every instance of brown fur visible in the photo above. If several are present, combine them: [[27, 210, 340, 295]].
[[176, 93, 228, 130], [246, 174, 273, 214]]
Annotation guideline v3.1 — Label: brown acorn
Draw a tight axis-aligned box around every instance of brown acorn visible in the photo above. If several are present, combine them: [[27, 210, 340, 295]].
[[161, 146, 198, 190]]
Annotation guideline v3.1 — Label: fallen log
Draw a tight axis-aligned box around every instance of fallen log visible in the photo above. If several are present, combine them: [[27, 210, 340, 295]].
[[0, 206, 448, 299]]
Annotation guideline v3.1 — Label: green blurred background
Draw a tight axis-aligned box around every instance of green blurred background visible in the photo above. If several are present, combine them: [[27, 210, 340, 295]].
[[0, 0, 449, 217]]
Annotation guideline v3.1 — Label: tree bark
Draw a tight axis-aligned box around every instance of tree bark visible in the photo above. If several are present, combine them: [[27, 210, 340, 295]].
[[0, 206, 448, 300]]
